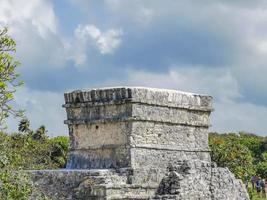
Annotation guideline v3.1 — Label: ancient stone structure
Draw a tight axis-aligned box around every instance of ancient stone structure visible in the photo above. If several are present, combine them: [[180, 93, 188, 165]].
[[29, 87, 249, 199]]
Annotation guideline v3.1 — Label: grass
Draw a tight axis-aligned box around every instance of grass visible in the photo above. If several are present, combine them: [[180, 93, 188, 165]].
[[247, 183, 266, 200]]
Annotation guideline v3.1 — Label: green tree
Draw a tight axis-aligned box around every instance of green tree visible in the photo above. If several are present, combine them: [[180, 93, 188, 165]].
[[238, 132, 263, 163], [0, 27, 50, 199], [209, 132, 255, 179], [256, 162, 267, 178], [0, 27, 23, 128], [18, 118, 30, 133], [50, 136, 69, 168], [32, 125, 48, 141]]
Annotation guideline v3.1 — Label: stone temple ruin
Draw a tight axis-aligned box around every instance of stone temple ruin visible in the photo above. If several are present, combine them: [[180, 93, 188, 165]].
[[29, 87, 249, 199]]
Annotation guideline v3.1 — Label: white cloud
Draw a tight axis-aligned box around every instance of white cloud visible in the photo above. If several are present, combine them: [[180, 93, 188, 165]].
[[75, 25, 100, 40], [96, 28, 123, 54], [0, 0, 57, 37], [0, 0, 67, 70], [75, 24, 123, 55], [2, 0, 267, 136], [66, 24, 123, 66], [101, 0, 267, 104]]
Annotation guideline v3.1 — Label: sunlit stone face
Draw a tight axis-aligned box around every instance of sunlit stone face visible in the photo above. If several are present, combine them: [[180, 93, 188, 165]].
[[64, 87, 213, 169], [70, 123, 129, 149], [27, 87, 249, 200]]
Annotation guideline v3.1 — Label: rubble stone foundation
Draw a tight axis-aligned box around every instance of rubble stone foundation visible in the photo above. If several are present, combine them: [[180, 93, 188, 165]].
[[29, 87, 249, 200]]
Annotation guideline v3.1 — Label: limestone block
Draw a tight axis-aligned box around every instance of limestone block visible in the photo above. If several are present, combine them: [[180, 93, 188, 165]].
[[65, 104, 132, 123], [64, 87, 213, 111], [64, 87, 212, 171], [130, 122, 209, 151], [131, 104, 210, 127], [155, 160, 212, 200], [129, 148, 210, 185], [210, 168, 249, 200], [130, 87, 212, 110], [130, 148, 210, 169], [27, 169, 130, 200], [69, 122, 130, 150], [67, 146, 130, 169]]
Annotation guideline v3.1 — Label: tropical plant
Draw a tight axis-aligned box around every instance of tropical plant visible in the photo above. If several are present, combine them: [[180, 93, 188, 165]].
[[18, 118, 30, 133], [0, 27, 24, 129], [32, 125, 48, 141]]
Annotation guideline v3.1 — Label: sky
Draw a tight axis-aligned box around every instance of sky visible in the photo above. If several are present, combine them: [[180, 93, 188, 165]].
[[0, 0, 267, 136]]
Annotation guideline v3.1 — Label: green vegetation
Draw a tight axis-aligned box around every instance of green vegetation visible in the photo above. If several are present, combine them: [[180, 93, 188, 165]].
[[209, 132, 267, 180], [0, 26, 266, 199], [0, 27, 69, 199], [0, 121, 69, 170], [209, 132, 267, 200], [0, 119, 69, 199], [0, 27, 24, 129], [247, 184, 266, 200]]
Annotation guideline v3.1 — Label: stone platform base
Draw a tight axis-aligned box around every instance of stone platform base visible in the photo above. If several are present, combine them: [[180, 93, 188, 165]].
[[27, 160, 249, 200], [27, 169, 157, 200]]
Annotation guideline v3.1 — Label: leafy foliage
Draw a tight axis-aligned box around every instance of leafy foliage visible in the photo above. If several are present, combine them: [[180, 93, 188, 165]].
[[0, 119, 69, 199], [256, 162, 267, 179], [1, 119, 69, 169], [50, 136, 69, 168], [0, 27, 69, 199], [209, 132, 267, 180], [32, 125, 48, 142], [0, 170, 51, 200], [18, 119, 30, 133], [0, 27, 24, 129]]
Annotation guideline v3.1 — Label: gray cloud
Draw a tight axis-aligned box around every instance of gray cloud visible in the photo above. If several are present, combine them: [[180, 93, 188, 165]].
[[2, 0, 267, 135], [102, 67, 266, 135]]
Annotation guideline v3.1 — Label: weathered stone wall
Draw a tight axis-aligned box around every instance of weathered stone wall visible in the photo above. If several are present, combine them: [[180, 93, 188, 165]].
[[67, 121, 131, 169], [28, 87, 249, 200], [131, 122, 209, 151], [28, 169, 130, 200], [64, 87, 212, 172], [211, 167, 250, 200], [28, 162, 249, 200], [155, 160, 212, 200], [63, 87, 212, 110]]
